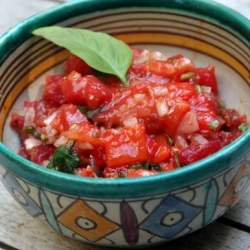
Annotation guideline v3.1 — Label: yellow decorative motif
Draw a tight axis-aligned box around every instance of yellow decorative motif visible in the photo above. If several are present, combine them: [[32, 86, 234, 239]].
[[58, 200, 119, 242]]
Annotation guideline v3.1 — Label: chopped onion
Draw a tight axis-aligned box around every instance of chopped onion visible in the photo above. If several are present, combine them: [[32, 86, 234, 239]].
[[190, 133, 209, 145], [150, 86, 168, 97], [134, 49, 150, 64], [150, 51, 167, 61], [54, 136, 69, 147], [174, 135, 188, 148], [43, 111, 58, 126], [123, 116, 138, 127], [201, 86, 212, 94], [24, 137, 42, 151], [156, 99, 169, 117], [24, 107, 35, 127], [176, 110, 199, 134]]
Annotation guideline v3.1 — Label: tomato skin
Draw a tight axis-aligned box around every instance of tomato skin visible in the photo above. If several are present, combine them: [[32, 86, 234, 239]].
[[43, 75, 66, 105], [65, 54, 93, 75], [195, 65, 218, 94], [102, 123, 148, 168], [178, 140, 222, 165], [61, 71, 113, 109]]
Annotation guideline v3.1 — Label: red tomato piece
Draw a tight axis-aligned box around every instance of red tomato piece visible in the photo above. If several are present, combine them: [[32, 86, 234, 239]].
[[195, 65, 218, 94], [102, 123, 148, 168], [146, 134, 170, 163], [61, 71, 113, 109], [43, 75, 66, 105], [62, 123, 103, 147], [50, 104, 88, 132], [167, 82, 197, 102], [189, 93, 222, 132], [159, 98, 191, 136], [29, 144, 56, 165], [148, 59, 176, 78], [65, 54, 93, 75], [27, 100, 58, 127], [10, 113, 24, 131], [220, 109, 246, 129], [178, 140, 222, 165]]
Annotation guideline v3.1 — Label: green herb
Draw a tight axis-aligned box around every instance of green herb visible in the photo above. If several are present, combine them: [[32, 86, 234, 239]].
[[180, 72, 194, 81], [195, 84, 202, 93], [239, 123, 249, 132], [209, 120, 220, 131], [118, 172, 126, 178], [78, 106, 89, 114], [47, 141, 79, 174], [24, 125, 40, 138], [32, 26, 133, 86]]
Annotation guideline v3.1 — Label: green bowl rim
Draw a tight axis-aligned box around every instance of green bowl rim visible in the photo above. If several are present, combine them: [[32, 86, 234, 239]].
[[0, 0, 250, 198]]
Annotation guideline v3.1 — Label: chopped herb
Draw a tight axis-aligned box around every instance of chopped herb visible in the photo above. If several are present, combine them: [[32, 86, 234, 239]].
[[24, 125, 41, 138], [47, 141, 79, 174], [209, 120, 220, 131], [78, 106, 89, 114], [239, 123, 249, 132], [195, 85, 202, 93], [118, 172, 126, 178], [180, 72, 194, 81]]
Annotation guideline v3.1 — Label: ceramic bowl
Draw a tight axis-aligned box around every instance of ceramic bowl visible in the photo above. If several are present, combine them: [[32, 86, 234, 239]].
[[0, 0, 250, 248]]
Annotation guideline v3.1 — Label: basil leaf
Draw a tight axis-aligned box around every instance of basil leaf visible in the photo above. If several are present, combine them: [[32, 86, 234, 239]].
[[32, 26, 133, 86], [47, 141, 79, 174]]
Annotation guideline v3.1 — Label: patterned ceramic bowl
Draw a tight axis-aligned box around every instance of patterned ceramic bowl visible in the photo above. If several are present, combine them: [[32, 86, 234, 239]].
[[0, 0, 250, 248]]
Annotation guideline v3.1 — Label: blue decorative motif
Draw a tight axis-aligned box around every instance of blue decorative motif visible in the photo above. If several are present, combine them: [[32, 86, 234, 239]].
[[39, 189, 61, 233], [2, 171, 42, 217], [140, 195, 203, 239], [203, 179, 219, 225]]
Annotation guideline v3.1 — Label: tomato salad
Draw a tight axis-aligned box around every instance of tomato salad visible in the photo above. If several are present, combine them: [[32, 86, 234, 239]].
[[11, 48, 248, 178]]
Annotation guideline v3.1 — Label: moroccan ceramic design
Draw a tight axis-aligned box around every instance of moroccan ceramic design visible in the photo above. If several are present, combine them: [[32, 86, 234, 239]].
[[0, 0, 250, 247]]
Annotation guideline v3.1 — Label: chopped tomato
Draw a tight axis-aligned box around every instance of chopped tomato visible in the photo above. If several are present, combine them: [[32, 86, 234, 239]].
[[102, 123, 148, 168], [189, 93, 223, 132], [61, 71, 113, 109], [43, 75, 66, 105], [195, 65, 218, 94], [65, 54, 93, 75], [50, 104, 88, 132], [10, 47, 248, 178], [178, 140, 222, 165], [146, 134, 170, 163]]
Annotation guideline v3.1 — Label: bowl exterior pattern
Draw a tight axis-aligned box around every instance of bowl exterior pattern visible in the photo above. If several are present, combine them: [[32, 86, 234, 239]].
[[1, 0, 250, 247], [1, 152, 250, 246]]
